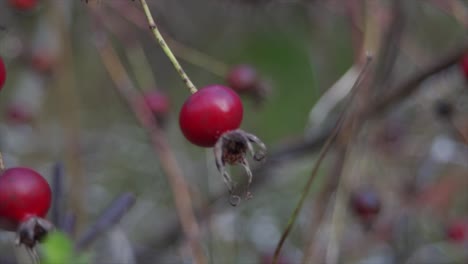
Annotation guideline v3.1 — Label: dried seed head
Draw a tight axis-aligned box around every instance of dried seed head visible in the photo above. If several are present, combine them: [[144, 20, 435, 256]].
[[214, 129, 266, 206]]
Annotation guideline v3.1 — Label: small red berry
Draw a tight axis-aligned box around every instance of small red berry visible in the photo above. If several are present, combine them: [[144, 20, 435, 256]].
[[5, 104, 34, 125], [0, 167, 51, 224], [460, 54, 468, 79], [350, 187, 381, 223], [30, 52, 56, 74], [8, 0, 38, 11], [0, 57, 6, 91], [179, 85, 243, 147], [226, 64, 271, 106], [447, 220, 468, 243], [226, 64, 258, 93], [142, 90, 170, 115]]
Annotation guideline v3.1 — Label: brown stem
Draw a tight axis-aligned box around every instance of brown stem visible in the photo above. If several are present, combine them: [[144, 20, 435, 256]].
[[46, 0, 86, 232], [0, 151, 5, 172], [88, 6, 206, 263]]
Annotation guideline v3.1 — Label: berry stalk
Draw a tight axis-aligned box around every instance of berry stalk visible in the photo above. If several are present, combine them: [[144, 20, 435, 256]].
[[138, 0, 198, 94], [0, 152, 4, 171]]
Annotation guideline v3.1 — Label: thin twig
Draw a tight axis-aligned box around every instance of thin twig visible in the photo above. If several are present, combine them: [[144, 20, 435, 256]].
[[89, 9, 206, 262], [138, 0, 198, 94], [301, 149, 346, 264], [60, 211, 77, 238], [272, 56, 373, 264], [76, 193, 136, 250], [371, 41, 468, 115], [106, 0, 229, 77], [371, 0, 404, 94], [0, 151, 4, 171]]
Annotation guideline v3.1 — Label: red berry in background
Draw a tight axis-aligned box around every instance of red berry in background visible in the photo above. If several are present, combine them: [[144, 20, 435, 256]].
[[8, 0, 38, 11], [225, 64, 271, 106], [0, 167, 53, 247], [0, 57, 6, 91], [179, 85, 243, 147], [350, 187, 381, 224], [226, 64, 258, 93], [446, 220, 468, 243], [30, 52, 56, 74], [460, 54, 468, 79], [5, 104, 34, 125], [142, 90, 170, 116]]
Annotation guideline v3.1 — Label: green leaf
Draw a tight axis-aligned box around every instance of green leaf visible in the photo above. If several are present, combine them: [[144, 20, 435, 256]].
[[41, 231, 90, 264]]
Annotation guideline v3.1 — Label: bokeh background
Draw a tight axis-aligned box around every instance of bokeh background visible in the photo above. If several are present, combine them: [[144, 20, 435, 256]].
[[1, 0, 468, 263]]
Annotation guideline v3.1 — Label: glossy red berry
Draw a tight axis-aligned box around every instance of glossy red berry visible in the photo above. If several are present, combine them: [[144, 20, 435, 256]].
[[0, 57, 6, 91], [0, 167, 51, 224], [446, 220, 468, 243], [142, 90, 170, 115], [179, 85, 243, 147], [350, 187, 381, 222], [460, 54, 468, 79], [226, 65, 258, 93], [8, 0, 38, 11]]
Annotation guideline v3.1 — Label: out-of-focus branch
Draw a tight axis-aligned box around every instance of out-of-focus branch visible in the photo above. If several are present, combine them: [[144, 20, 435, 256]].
[[371, 0, 405, 94], [371, 41, 468, 115], [301, 149, 346, 264], [76, 193, 136, 250], [88, 6, 206, 263], [47, 0, 86, 232]]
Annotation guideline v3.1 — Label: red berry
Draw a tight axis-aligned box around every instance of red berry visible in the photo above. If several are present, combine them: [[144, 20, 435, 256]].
[[350, 187, 381, 222], [447, 220, 468, 243], [0, 57, 6, 91], [8, 0, 38, 11], [0, 167, 51, 224], [31, 52, 55, 74], [226, 64, 258, 93], [460, 54, 468, 79], [179, 85, 243, 147], [5, 104, 34, 125], [142, 90, 170, 115]]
